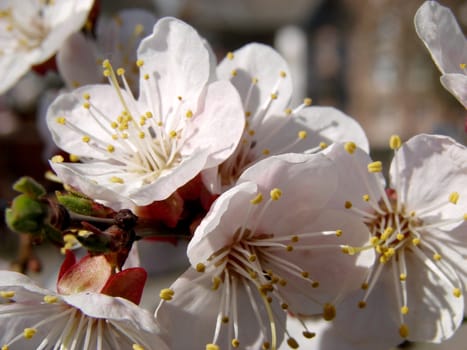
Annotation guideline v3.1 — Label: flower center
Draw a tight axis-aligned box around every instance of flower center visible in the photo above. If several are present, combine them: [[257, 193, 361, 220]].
[[0, 292, 148, 349], [53, 60, 191, 187], [0, 4, 49, 53]]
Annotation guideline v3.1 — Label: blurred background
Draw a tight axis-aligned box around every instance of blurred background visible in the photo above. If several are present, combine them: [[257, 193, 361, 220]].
[[0, 0, 466, 348]]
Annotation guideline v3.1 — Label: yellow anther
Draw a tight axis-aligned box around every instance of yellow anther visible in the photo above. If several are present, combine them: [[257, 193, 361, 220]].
[[453, 288, 462, 298], [368, 161, 383, 173], [303, 97, 312, 106], [107, 145, 115, 153], [433, 253, 442, 261], [82, 136, 90, 143], [2, 345, 9, 350], [231, 69, 237, 77], [262, 149, 270, 155], [231, 339, 240, 348], [399, 324, 409, 338], [43, 295, 58, 304], [280, 70, 287, 78], [103, 69, 111, 77], [298, 130, 307, 139], [396, 233, 405, 241], [379, 255, 388, 264], [159, 288, 174, 301], [319, 142, 328, 149], [133, 344, 145, 350], [212, 276, 222, 290], [144, 73, 149, 80], [56, 116, 66, 125], [270, 188, 282, 200], [169, 130, 177, 138], [449, 192, 460, 204], [344, 142, 356, 154], [136, 59, 144, 67], [341, 245, 356, 255], [83, 93, 91, 100], [323, 303, 336, 321], [344, 201, 352, 209], [110, 176, 124, 184], [412, 237, 421, 246], [287, 337, 299, 349], [206, 344, 219, 350], [51, 155, 64, 163], [252, 77, 258, 84], [389, 135, 402, 150], [381, 227, 394, 241], [335, 229, 343, 237], [303, 331, 316, 339], [69, 154, 80, 163], [399, 273, 407, 281], [270, 93, 278, 100], [460, 63, 466, 70], [248, 129, 255, 136], [464, 213, 467, 220], [0, 291, 15, 299], [83, 102, 91, 109], [284, 108, 292, 116], [134, 24, 144, 36], [250, 193, 263, 204], [370, 236, 379, 246], [362, 194, 370, 201], [361, 282, 369, 290], [226, 52, 234, 60], [139, 131, 145, 139], [401, 306, 409, 315], [249, 255, 257, 262], [102, 59, 111, 68], [245, 111, 252, 117], [110, 121, 118, 129], [186, 110, 193, 118], [23, 328, 37, 339], [358, 300, 366, 308], [196, 263, 206, 272]]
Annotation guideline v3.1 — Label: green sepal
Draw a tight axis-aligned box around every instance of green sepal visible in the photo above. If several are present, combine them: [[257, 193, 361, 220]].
[[12, 177, 46, 198], [43, 224, 64, 246], [5, 194, 45, 234], [56, 192, 93, 216], [76, 232, 113, 253]]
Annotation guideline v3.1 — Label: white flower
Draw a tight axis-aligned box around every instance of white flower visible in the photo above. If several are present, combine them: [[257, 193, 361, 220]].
[[206, 43, 368, 192], [56, 8, 157, 93], [415, 1, 467, 107], [323, 134, 467, 343], [46, 17, 244, 210], [0, 0, 94, 93], [0, 271, 169, 350], [156, 153, 374, 350]]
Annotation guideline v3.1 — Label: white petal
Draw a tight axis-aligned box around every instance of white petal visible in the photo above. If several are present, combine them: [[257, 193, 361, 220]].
[[155, 267, 285, 350], [188, 182, 258, 263], [441, 73, 467, 108], [183, 80, 245, 167], [414, 0, 467, 74], [137, 17, 213, 115], [217, 43, 293, 118], [390, 134, 467, 226], [56, 32, 100, 88]]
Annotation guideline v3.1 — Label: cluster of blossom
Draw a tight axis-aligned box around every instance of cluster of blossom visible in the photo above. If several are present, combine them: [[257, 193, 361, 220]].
[[0, 1, 466, 350]]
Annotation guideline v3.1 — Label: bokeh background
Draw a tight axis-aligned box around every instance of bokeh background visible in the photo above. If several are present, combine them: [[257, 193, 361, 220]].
[[0, 1, 466, 349]]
